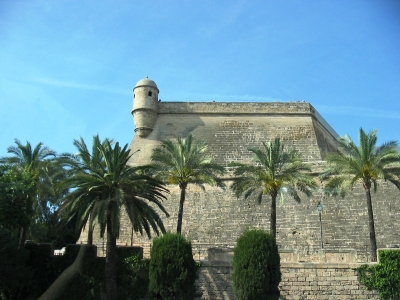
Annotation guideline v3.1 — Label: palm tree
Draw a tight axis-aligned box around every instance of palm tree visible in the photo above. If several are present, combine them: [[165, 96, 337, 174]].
[[151, 134, 225, 234], [320, 128, 400, 262], [0, 139, 56, 248], [60, 136, 169, 300], [58, 136, 112, 244], [230, 137, 317, 238]]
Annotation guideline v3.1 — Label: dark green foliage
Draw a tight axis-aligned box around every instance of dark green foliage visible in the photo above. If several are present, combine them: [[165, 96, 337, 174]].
[[48, 244, 105, 300], [24, 242, 54, 297], [0, 229, 30, 300], [118, 255, 150, 300], [233, 229, 281, 300], [357, 250, 400, 299], [0, 166, 36, 232], [0, 238, 150, 299], [117, 246, 143, 260], [116, 246, 149, 300], [149, 233, 197, 300]]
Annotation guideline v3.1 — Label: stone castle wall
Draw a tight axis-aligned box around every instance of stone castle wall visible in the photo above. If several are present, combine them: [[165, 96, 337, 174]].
[[86, 179, 400, 262], [78, 101, 400, 260], [128, 102, 338, 165]]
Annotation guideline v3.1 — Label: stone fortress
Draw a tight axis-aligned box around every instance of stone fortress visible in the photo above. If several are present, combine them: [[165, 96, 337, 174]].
[[81, 77, 400, 299], [90, 77, 400, 264]]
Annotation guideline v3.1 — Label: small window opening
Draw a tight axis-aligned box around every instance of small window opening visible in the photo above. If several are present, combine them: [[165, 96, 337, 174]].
[[148, 91, 152, 96], [133, 94, 135, 98]]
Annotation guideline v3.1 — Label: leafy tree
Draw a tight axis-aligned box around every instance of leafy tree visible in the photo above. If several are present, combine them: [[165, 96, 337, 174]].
[[357, 250, 400, 300], [0, 227, 30, 300], [59, 136, 169, 300], [151, 134, 225, 234], [0, 140, 56, 247], [233, 229, 281, 300], [321, 128, 400, 261], [0, 165, 36, 234], [230, 137, 317, 238]]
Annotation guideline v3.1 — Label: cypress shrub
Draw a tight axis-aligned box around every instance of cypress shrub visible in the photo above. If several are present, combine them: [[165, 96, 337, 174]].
[[149, 233, 197, 300], [232, 229, 281, 300]]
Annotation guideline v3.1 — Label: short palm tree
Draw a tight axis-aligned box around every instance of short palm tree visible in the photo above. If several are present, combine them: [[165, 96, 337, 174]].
[[0, 139, 56, 248], [321, 128, 400, 262], [151, 134, 225, 234], [230, 137, 317, 238], [60, 136, 169, 300]]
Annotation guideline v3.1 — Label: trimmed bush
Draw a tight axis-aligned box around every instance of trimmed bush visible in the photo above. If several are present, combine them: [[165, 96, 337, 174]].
[[232, 229, 281, 300], [149, 233, 197, 300]]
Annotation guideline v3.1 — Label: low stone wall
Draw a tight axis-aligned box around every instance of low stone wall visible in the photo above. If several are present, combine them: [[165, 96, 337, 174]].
[[194, 247, 381, 300], [195, 262, 380, 300]]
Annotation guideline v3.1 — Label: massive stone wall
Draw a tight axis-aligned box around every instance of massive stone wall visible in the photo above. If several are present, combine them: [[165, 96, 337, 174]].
[[82, 101, 400, 260], [85, 178, 400, 262], [128, 102, 338, 165]]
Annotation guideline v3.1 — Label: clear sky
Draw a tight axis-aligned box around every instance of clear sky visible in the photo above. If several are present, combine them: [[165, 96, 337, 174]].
[[1, 0, 400, 157]]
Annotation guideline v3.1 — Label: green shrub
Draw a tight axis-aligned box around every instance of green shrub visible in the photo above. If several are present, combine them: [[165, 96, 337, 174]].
[[357, 249, 400, 300], [149, 233, 197, 300], [118, 255, 150, 300], [116, 246, 148, 300], [0, 229, 30, 300], [232, 229, 281, 300]]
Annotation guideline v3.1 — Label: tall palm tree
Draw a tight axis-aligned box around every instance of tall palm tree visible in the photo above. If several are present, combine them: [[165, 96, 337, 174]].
[[230, 137, 317, 238], [151, 134, 225, 234], [0, 139, 56, 248], [60, 136, 169, 300], [320, 128, 400, 262]]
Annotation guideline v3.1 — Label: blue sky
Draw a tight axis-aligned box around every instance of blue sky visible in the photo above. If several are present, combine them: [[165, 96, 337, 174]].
[[1, 0, 400, 157]]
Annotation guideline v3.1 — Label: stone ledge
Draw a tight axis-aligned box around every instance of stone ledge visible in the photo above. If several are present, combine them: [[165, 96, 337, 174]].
[[281, 262, 377, 269]]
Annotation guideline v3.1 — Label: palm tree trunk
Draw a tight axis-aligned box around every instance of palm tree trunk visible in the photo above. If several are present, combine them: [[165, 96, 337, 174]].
[[176, 185, 187, 234], [87, 228, 93, 245], [270, 192, 277, 239], [18, 226, 27, 249], [365, 188, 377, 262], [105, 215, 118, 300], [87, 213, 94, 245]]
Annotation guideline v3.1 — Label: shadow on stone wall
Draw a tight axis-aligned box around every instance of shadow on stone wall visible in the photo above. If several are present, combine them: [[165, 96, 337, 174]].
[[194, 247, 383, 300]]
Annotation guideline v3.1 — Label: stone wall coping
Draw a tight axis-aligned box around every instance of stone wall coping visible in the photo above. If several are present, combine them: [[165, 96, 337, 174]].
[[280, 248, 356, 253], [197, 262, 380, 269], [158, 102, 314, 115], [158, 101, 339, 145], [280, 262, 378, 269]]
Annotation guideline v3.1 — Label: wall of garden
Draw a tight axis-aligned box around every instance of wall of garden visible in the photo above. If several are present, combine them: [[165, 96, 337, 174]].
[[195, 261, 379, 300]]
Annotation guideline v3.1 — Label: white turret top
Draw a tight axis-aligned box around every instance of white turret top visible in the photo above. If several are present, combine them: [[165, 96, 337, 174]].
[[134, 76, 159, 92]]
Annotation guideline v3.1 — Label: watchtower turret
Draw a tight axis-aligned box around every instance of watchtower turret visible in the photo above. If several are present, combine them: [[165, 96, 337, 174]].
[[132, 77, 159, 137]]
